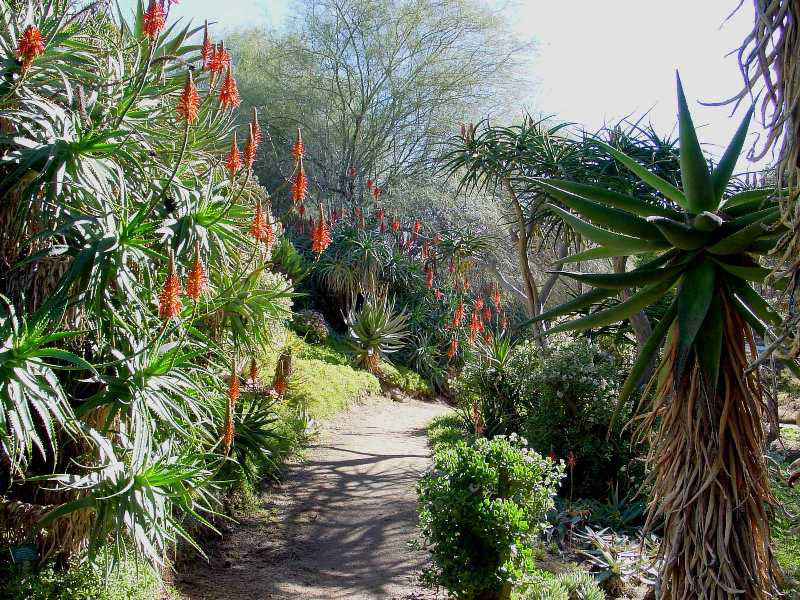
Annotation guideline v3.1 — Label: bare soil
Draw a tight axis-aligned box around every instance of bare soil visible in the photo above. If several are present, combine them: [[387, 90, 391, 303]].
[[173, 394, 451, 600]]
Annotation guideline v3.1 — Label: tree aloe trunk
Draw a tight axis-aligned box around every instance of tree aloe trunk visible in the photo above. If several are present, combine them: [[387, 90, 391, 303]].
[[504, 178, 546, 348]]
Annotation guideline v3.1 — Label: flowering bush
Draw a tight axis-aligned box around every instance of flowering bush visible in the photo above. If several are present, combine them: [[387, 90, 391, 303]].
[[291, 309, 329, 343], [417, 434, 564, 600], [508, 337, 644, 498]]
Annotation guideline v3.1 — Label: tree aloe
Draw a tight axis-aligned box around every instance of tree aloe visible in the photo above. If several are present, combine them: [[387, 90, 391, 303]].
[[531, 74, 796, 600]]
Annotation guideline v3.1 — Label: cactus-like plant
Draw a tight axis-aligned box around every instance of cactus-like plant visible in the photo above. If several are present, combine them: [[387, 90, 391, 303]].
[[532, 74, 798, 600]]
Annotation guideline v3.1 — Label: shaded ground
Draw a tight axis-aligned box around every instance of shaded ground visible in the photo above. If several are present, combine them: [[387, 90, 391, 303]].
[[175, 395, 451, 600]]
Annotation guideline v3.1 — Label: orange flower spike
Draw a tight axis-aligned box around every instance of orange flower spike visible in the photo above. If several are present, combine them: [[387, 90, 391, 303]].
[[16, 24, 45, 71], [391, 218, 400, 233], [228, 363, 240, 406], [492, 285, 501, 309], [222, 404, 234, 453], [176, 70, 200, 125], [482, 306, 492, 322], [249, 200, 267, 241], [475, 298, 484, 311], [311, 203, 332, 256], [448, 338, 458, 360], [219, 66, 241, 109], [412, 221, 421, 242], [201, 20, 212, 67], [292, 128, 304, 162], [249, 357, 258, 383], [292, 162, 308, 205], [225, 132, 242, 176], [251, 107, 262, 148], [243, 123, 257, 171], [468, 311, 481, 343], [425, 265, 434, 289], [453, 301, 465, 327], [142, 0, 166, 42], [158, 251, 183, 320], [186, 242, 207, 301]]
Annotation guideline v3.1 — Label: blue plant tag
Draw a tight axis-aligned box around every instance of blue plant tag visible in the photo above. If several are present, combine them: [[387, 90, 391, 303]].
[[9, 543, 39, 563]]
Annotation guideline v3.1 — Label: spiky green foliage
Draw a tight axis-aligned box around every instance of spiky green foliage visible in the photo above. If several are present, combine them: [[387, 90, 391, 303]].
[[533, 74, 793, 600], [0, 0, 291, 574], [344, 294, 410, 372]]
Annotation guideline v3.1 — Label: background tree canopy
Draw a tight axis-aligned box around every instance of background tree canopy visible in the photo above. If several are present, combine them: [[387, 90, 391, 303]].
[[229, 0, 529, 211]]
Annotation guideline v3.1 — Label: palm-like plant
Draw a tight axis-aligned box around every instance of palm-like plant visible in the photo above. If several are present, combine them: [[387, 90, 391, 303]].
[[531, 75, 797, 599], [344, 294, 409, 373]]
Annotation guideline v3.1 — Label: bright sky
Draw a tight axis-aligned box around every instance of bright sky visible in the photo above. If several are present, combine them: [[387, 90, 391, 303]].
[[121, 0, 771, 170]]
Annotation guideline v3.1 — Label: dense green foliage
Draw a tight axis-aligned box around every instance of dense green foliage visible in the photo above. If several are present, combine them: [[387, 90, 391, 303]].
[[417, 435, 564, 599]]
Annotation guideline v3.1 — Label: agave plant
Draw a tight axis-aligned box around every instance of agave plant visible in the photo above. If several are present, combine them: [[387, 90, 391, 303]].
[[344, 294, 409, 373], [531, 75, 797, 599]]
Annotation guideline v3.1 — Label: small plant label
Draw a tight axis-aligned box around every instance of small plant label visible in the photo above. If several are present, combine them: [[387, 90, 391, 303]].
[[9, 543, 39, 564]]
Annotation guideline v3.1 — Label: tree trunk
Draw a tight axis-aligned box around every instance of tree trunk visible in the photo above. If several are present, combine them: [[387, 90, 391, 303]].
[[538, 237, 568, 314], [504, 178, 545, 348]]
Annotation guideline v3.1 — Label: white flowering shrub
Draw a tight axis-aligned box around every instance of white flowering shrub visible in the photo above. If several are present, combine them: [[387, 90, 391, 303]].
[[508, 336, 645, 498]]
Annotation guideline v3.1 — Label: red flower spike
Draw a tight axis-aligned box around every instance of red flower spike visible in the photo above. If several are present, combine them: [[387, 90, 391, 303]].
[[142, 0, 166, 42], [177, 70, 200, 125], [425, 265, 434, 289], [311, 203, 332, 256], [468, 311, 481, 343], [492, 285, 501, 309], [434, 289, 443, 301], [412, 221, 421, 242], [373, 186, 381, 200], [16, 25, 45, 71], [292, 162, 308, 206], [273, 375, 288, 396], [292, 128, 304, 162], [367, 179, 373, 191], [158, 252, 183, 320], [251, 107, 262, 148], [501, 317, 508, 331], [219, 67, 241, 109], [391, 218, 400, 233], [567, 452, 577, 468], [243, 123, 257, 170], [475, 298, 484, 311], [186, 242, 207, 301], [225, 132, 242, 176], [448, 338, 458, 360], [201, 21, 212, 66], [421, 242, 429, 259], [376, 208, 385, 222], [482, 306, 492, 322]]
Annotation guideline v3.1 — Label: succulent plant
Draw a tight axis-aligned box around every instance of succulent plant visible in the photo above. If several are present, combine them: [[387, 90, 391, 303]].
[[344, 294, 409, 374], [532, 74, 797, 599]]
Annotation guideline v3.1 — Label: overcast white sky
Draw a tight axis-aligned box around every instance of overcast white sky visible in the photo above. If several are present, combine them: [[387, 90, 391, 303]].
[[123, 0, 770, 170]]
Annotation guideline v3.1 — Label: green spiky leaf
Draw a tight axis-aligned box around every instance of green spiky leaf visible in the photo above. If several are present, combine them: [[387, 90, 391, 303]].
[[676, 73, 714, 213], [675, 259, 716, 382]]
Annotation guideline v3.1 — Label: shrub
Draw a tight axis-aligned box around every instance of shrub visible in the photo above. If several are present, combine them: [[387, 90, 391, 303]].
[[291, 309, 330, 343], [417, 435, 564, 600], [380, 361, 433, 398], [0, 552, 162, 600], [508, 337, 644, 499]]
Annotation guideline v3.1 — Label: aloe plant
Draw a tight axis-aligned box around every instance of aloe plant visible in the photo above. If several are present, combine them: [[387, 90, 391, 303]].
[[532, 74, 796, 600], [344, 294, 409, 373]]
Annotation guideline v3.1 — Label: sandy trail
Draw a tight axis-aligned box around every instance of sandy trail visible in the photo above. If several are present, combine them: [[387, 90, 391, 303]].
[[176, 395, 451, 600]]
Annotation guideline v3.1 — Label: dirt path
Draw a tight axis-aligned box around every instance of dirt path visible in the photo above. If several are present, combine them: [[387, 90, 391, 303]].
[[176, 395, 452, 600]]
